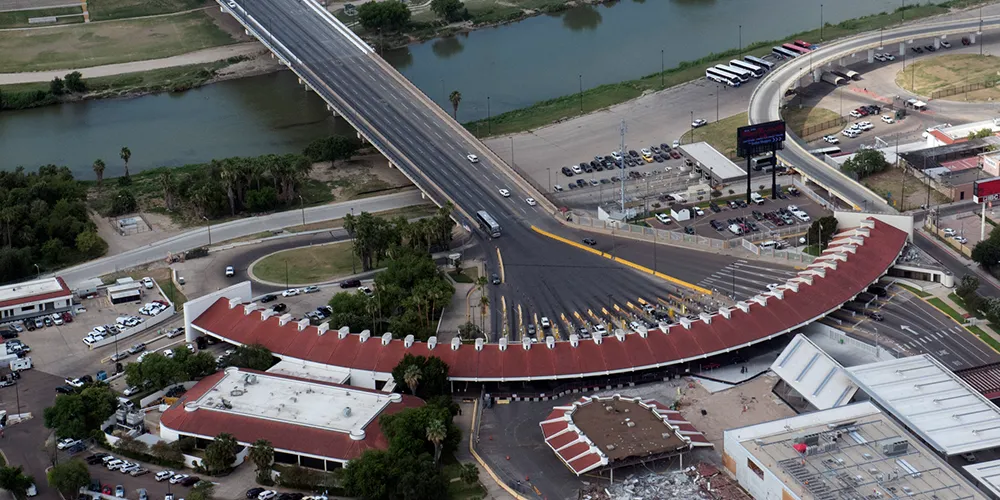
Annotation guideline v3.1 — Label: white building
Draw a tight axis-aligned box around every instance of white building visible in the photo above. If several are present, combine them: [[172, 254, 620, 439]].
[[0, 277, 72, 322]]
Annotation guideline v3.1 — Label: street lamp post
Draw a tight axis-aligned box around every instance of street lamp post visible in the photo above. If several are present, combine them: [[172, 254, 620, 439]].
[[350, 207, 356, 275], [285, 259, 289, 290], [578, 75, 583, 112], [715, 86, 719, 122], [203, 216, 212, 245], [547, 168, 552, 194], [486, 96, 491, 135], [298, 195, 305, 226], [689, 111, 694, 142], [510, 137, 514, 165], [33, 264, 40, 278], [660, 50, 664, 87], [820, 4, 824, 42]]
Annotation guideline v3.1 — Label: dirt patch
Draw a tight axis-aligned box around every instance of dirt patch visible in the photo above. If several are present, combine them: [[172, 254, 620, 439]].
[[90, 210, 186, 255], [212, 49, 283, 80], [896, 53, 1000, 101], [862, 165, 949, 212], [308, 153, 414, 200]]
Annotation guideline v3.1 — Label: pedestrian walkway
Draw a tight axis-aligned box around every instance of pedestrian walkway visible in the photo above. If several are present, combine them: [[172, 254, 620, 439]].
[[454, 401, 522, 500], [923, 282, 1000, 348]]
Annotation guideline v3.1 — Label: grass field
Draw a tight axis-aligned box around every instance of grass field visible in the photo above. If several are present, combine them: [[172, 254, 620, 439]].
[[968, 325, 1000, 351], [0, 6, 83, 28], [1, 60, 230, 95], [462, 0, 988, 138], [0, 11, 237, 72], [252, 241, 362, 285], [861, 165, 948, 212], [682, 112, 747, 160], [442, 461, 487, 500], [949, 292, 985, 319], [86, 0, 208, 21], [783, 107, 843, 137], [895, 54, 1000, 101]]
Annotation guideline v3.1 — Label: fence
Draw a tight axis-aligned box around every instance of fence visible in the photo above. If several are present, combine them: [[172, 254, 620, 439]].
[[804, 322, 900, 359], [924, 220, 973, 258], [88, 280, 177, 349], [799, 115, 848, 140], [930, 77, 1000, 99]]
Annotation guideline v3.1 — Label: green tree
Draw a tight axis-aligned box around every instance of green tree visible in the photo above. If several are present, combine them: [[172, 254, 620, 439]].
[[64, 71, 86, 93], [403, 364, 422, 395], [459, 463, 478, 484], [806, 215, 839, 250], [457, 321, 481, 340], [841, 149, 890, 179], [75, 230, 105, 257], [120, 146, 132, 178], [0, 466, 34, 500], [151, 440, 184, 463], [111, 188, 138, 216], [425, 418, 446, 465], [46, 460, 89, 497], [342, 450, 448, 500], [448, 90, 461, 119], [249, 439, 274, 484], [973, 227, 1000, 271], [203, 433, 239, 473], [116, 435, 148, 454], [302, 136, 361, 164], [219, 344, 275, 371], [380, 399, 460, 459], [957, 274, 981, 298], [188, 481, 214, 500], [160, 170, 175, 211], [245, 187, 278, 213], [968, 127, 995, 140], [430, 0, 466, 21], [356, 0, 410, 31], [125, 351, 183, 390], [44, 384, 118, 438], [92, 159, 106, 186], [391, 354, 450, 399], [49, 77, 65, 96]]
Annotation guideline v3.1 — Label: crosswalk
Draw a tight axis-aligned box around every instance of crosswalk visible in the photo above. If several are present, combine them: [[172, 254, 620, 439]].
[[696, 260, 798, 301]]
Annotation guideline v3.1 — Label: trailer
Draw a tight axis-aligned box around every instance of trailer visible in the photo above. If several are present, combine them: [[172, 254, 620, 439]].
[[821, 72, 845, 86], [10, 357, 31, 371]]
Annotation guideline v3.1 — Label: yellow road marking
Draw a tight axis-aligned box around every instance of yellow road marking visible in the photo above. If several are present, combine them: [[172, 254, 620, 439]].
[[495, 248, 505, 283], [530, 225, 712, 295], [501, 295, 507, 337]]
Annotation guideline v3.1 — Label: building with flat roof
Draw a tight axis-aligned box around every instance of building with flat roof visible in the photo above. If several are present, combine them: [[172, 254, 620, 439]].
[[539, 395, 711, 476], [723, 402, 986, 500], [0, 277, 72, 322], [159, 367, 422, 470], [964, 459, 1000, 498], [679, 142, 747, 185], [107, 278, 141, 305], [847, 354, 1000, 456], [770, 334, 858, 411]]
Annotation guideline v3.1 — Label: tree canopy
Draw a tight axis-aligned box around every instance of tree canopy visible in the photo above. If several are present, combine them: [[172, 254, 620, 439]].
[[0, 165, 105, 282], [805, 215, 839, 250], [303, 136, 361, 164], [124, 348, 217, 391], [841, 149, 890, 179], [0, 465, 34, 500], [391, 354, 450, 399], [342, 449, 447, 500], [202, 433, 240, 474], [380, 398, 461, 459], [47, 460, 90, 497], [430, 0, 468, 21], [973, 226, 1000, 271], [43, 383, 118, 438], [357, 0, 411, 31], [218, 344, 276, 371]]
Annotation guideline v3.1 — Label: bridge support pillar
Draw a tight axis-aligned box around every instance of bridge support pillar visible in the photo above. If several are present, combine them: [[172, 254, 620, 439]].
[[421, 191, 427, 200], [357, 131, 367, 145], [245, 28, 250, 36], [812, 68, 822, 83], [933, 38, 941, 50], [838, 57, 845, 67], [326, 105, 337, 117], [899, 42, 905, 56], [867, 48, 875, 64], [971, 33, 977, 44]]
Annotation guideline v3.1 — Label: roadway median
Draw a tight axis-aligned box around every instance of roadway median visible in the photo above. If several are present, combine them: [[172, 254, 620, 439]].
[[529, 225, 712, 296]]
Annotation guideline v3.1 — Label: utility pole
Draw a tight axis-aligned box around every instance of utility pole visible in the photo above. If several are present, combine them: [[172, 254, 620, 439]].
[[487, 96, 491, 135], [660, 50, 664, 87], [820, 4, 824, 42], [578, 75, 583, 112], [619, 119, 627, 214], [738, 25, 742, 58]]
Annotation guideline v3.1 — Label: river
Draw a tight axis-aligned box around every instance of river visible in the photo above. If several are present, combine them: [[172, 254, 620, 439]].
[[0, 0, 946, 177]]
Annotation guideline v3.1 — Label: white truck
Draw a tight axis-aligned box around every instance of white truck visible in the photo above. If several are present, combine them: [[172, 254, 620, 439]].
[[10, 357, 31, 371]]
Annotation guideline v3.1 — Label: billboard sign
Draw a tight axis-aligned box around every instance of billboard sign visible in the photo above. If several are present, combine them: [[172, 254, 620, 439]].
[[974, 177, 1000, 203], [737, 120, 786, 158]]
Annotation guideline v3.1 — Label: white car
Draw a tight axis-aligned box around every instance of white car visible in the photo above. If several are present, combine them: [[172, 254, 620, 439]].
[[258, 491, 278, 500], [842, 129, 859, 138], [498, 188, 510, 197], [640, 148, 652, 157], [943, 228, 956, 237], [822, 135, 839, 144], [141, 277, 154, 289], [857, 121, 874, 131], [105, 460, 124, 470], [540, 317, 551, 329], [694, 207, 705, 216], [849, 110, 863, 118], [466, 154, 479, 163], [553, 184, 563, 192], [955, 236, 969, 244], [881, 115, 894, 124], [56, 438, 81, 450], [155, 471, 174, 482], [672, 140, 680, 148], [65, 378, 85, 388], [691, 118, 707, 128], [227, 0, 237, 7], [163, 349, 174, 359], [883, 53, 895, 60], [123, 386, 140, 396], [593, 324, 607, 335], [571, 165, 583, 175], [610, 151, 623, 161], [525, 197, 537, 206], [792, 210, 811, 222], [941, 40, 951, 48], [874, 53, 887, 62], [655, 213, 671, 224], [225, 266, 235, 277], [168, 474, 189, 484], [282, 288, 300, 297]]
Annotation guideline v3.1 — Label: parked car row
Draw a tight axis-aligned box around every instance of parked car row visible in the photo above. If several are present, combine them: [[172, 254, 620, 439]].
[[561, 144, 683, 178], [139, 300, 170, 316], [246, 488, 328, 500], [16, 311, 74, 334], [942, 227, 969, 245], [872, 52, 896, 62]]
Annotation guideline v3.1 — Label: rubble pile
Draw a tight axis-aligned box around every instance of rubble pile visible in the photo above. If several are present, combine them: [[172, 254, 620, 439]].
[[576, 463, 750, 500]]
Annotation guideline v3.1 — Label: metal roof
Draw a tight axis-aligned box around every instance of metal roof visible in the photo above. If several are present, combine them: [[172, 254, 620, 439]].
[[678, 142, 746, 182], [847, 354, 1000, 455], [964, 459, 1000, 497], [770, 334, 857, 410]]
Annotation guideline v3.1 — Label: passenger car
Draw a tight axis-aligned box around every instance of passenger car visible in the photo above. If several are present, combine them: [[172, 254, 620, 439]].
[[225, 266, 235, 277], [466, 154, 479, 163]]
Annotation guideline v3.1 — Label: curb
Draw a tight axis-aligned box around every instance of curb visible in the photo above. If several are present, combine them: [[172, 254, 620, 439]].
[[468, 399, 529, 500]]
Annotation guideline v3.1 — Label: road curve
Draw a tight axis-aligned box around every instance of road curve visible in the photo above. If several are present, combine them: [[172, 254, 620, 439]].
[[748, 15, 1000, 213]]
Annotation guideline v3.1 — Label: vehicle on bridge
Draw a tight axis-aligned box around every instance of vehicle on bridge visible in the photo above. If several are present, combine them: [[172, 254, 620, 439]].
[[476, 210, 501, 238]]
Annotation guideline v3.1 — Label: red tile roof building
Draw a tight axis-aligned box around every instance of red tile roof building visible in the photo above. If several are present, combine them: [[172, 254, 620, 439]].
[[957, 362, 1000, 400], [0, 276, 72, 320], [160, 367, 423, 468], [189, 218, 906, 384], [539, 395, 712, 475]]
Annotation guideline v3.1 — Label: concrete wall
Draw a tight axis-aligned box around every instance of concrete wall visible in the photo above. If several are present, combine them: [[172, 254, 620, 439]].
[[833, 211, 914, 241], [723, 433, 800, 500], [183, 282, 252, 342]]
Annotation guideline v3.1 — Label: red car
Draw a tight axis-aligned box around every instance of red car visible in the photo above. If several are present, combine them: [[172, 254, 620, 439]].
[[102, 486, 112, 495], [669, 150, 681, 159], [61, 312, 73, 323]]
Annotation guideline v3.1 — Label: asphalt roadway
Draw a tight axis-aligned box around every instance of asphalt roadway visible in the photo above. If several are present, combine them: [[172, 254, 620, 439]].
[[748, 13, 1000, 212]]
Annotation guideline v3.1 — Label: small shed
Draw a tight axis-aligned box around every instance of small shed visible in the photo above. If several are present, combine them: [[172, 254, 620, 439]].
[[669, 205, 693, 222], [73, 278, 103, 299], [107, 280, 141, 305]]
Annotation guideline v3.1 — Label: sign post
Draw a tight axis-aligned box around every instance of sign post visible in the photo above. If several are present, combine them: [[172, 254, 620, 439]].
[[973, 177, 1000, 241], [737, 120, 787, 201]]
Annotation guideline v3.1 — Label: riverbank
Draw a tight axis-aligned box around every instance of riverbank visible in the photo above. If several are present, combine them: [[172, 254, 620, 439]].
[[463, 0, 995, 138]]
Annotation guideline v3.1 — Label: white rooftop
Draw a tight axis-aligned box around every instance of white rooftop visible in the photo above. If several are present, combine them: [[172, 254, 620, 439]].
[[771, 334, 857, 410], [964, 459, 1000, 497], [186, 367, 399, 439], [678, 142, 746, 181], [939, 118, 1000, 140], [266, 359, 351, 385], [0, 277, 67, 303], [847, 354, 1000, 455]]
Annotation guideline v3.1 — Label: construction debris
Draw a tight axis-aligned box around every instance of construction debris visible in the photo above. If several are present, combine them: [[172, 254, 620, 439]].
[[576, 463, 750, 500]]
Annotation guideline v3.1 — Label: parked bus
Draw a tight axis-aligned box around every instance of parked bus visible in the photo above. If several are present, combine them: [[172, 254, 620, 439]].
[[476, 210, 501, 238], [744, 55, 774, 70], [729, 59, 765, 78], [709, 66, 744, 84], [808, 146, 842, 156], [706, 68, 741, 87], [782, 43, 811, 55], [794, 40, 814, 50], [715, 64, 750, 82], [772, 46, 800, 59]]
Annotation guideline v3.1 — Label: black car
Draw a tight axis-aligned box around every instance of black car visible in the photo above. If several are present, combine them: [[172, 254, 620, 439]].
[[628, 150, 639, 157], [709, 202, 721, 213], [576, 179, 586, 188], [869, 312, 884, 321], [684, 226, 696, 235], [180, 476, 201, 487], [736, 199, 748, 208], [925, 45, 935, 52], [340, 279, 362, 288], [43, 316, 53, 327], [55, 385, 74, 394], [561, 166, 573, 176], [272, 303, 288, 313], [593, 163, 604, 172], [526, 324, 536, 337], [912, 46, 923, 53], [260, 294, 277, 303], [654, 155, 665, 163], [582, 238, 597, 246], [491, 273, 501, 285]]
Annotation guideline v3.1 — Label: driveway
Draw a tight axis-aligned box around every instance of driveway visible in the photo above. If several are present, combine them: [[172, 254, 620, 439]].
[[1, 369, 63, 500]]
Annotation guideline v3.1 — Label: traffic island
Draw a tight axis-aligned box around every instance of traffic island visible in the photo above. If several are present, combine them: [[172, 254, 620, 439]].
[[248, 241, 362, 286]]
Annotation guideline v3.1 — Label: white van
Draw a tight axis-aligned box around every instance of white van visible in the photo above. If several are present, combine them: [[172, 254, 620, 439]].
[[750, 192, 765, 205], [760, 240, 779, 250], [728, 224, 743, 235]]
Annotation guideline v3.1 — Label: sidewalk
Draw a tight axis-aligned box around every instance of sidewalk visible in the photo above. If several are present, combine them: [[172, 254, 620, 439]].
[[454, 401, 518, 500], [916, 282, 1000, 349]]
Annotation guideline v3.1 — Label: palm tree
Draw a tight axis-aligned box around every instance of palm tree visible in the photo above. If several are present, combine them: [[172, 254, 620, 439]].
[[449, 90, 462, 119], [403, 363, 422, 395], [219, 160, 239, 216], [160, 170, 174, 211], [248, 439, 274, 482], [92, 159, 106, 186], [425, 419, 447, 466], [119, 146, 131, 178], [479, 294, 490, 333]]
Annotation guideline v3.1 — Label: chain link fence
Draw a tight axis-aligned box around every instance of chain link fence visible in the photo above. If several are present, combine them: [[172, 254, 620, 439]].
[[930, 76, 1000, 99], [799, 116, 849, 140]]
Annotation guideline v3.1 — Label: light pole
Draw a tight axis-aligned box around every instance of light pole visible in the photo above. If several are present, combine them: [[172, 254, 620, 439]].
[[901, 0, 905, 24], [547, 168, 552, 194], [660, 50, 664, 87], [203, 216, 212, 245], [33, 264, 39, 278], [510, 136, 514, 165], [578, 74, 583, 112], [715, 86, 719, 122], [350, 207, 356, 275], [284, 259, 289, 290], [879, 27, 884, 50], [689, 111, 694, 142], [486, 96, 491, 135], [820, 4, 824, 42], [298, 195, 305, 226]]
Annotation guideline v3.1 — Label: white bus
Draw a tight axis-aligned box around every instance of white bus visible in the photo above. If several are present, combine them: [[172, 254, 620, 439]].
[[772, 46, 800, 59], [706, 68, 741, 87], [730, 59, 765, 78], [476, 210, 501, 238], [715, 64, 750, 82], [744, 55, 774, 70]]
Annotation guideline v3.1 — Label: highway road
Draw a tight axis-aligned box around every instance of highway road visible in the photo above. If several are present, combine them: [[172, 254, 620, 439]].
[[227, 0, 770, 341], [748, 14, 1000, 212], [56, 190, 425, 287]]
